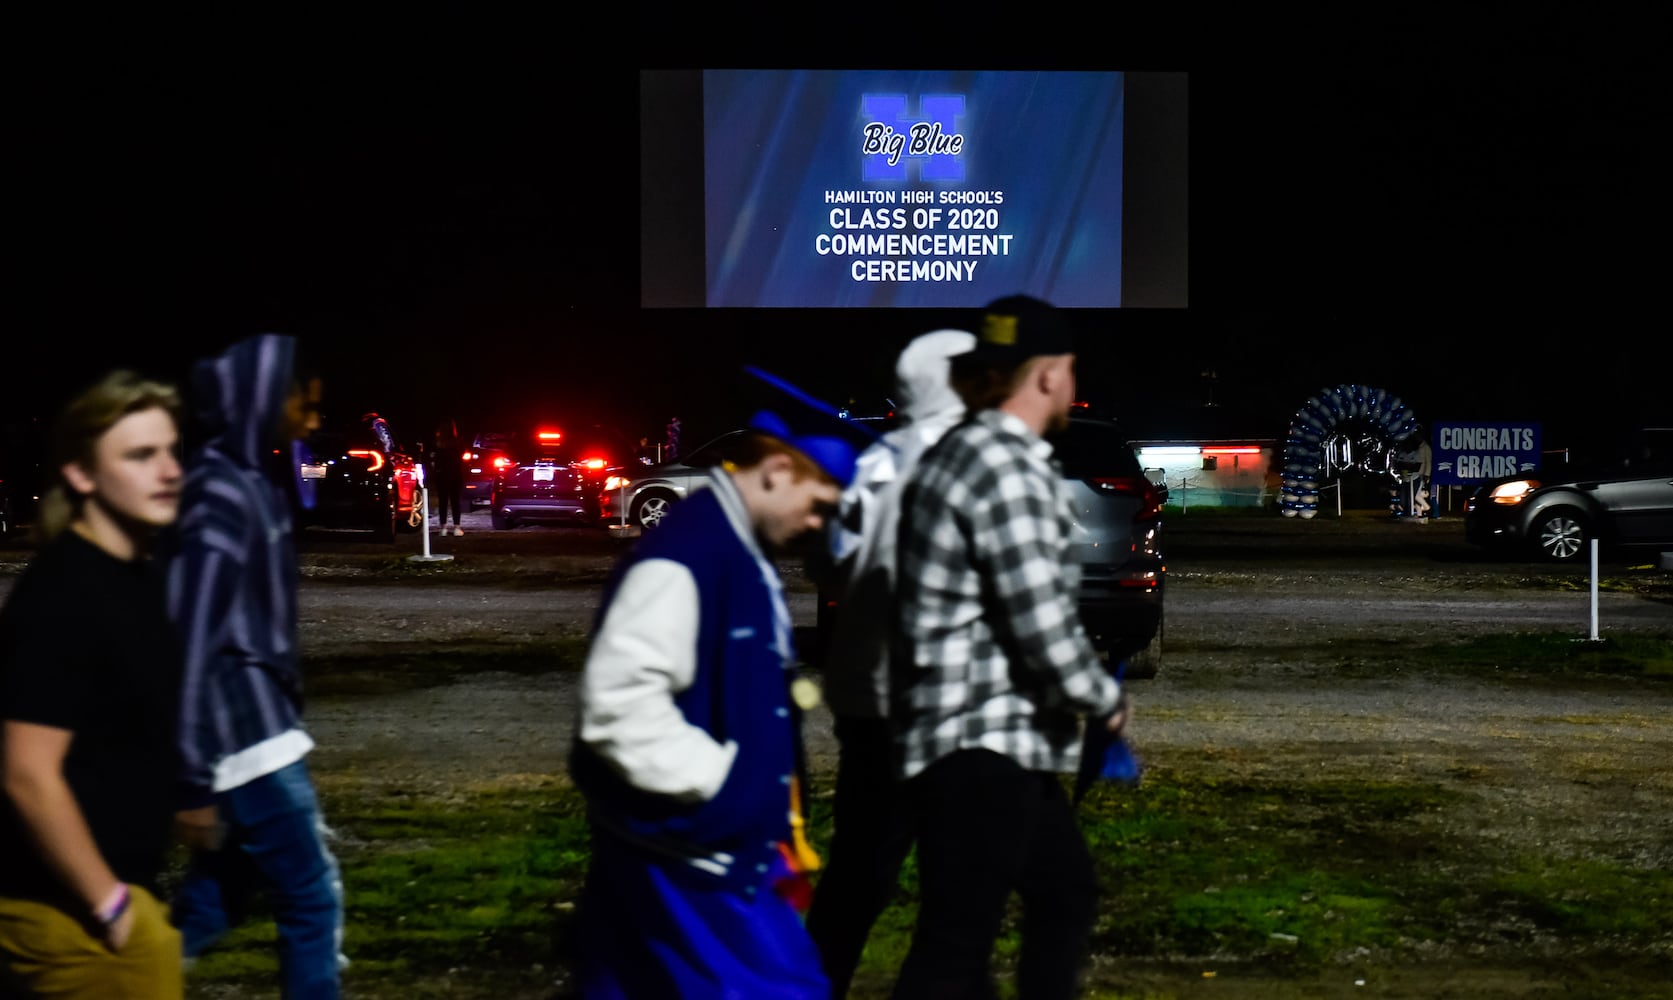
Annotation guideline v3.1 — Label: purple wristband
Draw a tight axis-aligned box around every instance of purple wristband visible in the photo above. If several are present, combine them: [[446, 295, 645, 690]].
[[95, 883, 130, 926]]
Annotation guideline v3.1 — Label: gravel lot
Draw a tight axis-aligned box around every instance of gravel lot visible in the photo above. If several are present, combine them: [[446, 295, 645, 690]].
[[270, 513, 1673, 927], [5, 510, 1669, 817]]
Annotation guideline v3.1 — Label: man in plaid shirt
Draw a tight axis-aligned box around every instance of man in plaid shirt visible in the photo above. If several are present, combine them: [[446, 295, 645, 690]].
[[889, 294, 1132, 1000]]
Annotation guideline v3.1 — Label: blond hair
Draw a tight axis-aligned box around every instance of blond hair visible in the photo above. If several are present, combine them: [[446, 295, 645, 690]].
[[34, 370, 182, 543]]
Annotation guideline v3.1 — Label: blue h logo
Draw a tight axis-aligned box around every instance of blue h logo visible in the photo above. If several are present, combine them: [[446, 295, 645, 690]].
[[860, 93, 966, 182]]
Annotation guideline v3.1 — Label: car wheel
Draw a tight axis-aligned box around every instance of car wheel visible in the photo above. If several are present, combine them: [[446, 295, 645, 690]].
[[491, 509, 514, 530], [1531, 508, 1588, 562], [1124, 617, 1163, 680], [631, 489, 678, 529]]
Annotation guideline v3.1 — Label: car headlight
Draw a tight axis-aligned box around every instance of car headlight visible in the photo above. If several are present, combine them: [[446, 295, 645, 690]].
[[1488, 479, 1540, 504]]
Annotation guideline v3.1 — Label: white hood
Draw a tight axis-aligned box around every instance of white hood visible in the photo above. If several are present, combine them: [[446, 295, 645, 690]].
[[894, 328, 976, 424]]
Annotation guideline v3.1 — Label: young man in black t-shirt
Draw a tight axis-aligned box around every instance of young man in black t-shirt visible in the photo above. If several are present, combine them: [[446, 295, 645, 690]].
[[0, 371, 187, 998]]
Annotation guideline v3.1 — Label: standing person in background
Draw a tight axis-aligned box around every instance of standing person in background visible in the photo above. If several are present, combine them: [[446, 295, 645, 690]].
[[164, 333, 345, 999], [665, 415, 682, 463], [804, 328, 975, 998], [361, 411, 396, 459], [429, 419, 465, 536], [0, 371, 186, 998], [889, 296, 1132, 1000], [568, 390, 866, 1000]]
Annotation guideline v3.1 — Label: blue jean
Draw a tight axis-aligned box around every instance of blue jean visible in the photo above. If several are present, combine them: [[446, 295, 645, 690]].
[[173, 760, 344, 999]]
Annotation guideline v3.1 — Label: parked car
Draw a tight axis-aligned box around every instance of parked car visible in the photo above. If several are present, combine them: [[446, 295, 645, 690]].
[[462, 430, 516, 508], [0, 476, 14, 538], [605, 412, 1169, 675], [1052, 413, 1169, 678], [808, 409, 1167, 679], [598, 429, 752, 530], [295, 429, 421, 542], [489, 425, 628, 530], [1464, 428, 1673, 563], [0, 417, 47, 538]]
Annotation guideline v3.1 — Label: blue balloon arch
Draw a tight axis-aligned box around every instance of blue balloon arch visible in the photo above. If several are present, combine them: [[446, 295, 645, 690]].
[[1279, 384, 1421, 518]]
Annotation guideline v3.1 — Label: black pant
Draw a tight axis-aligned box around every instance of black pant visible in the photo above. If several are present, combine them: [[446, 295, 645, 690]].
[[805, 716, 916, 999], [889, 749, 1099, 1000], [433, 477, 463, 525]]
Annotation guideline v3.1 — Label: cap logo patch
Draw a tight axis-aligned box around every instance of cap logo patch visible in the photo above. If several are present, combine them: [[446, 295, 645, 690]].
[[981, 313, 1019, 346]]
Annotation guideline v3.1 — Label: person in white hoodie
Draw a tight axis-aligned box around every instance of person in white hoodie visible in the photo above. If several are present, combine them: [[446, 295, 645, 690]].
[[804, 328, 975, 998]]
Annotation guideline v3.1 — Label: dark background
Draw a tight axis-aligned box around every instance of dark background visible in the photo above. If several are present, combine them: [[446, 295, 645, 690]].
[[8, 12, 1667, 468]]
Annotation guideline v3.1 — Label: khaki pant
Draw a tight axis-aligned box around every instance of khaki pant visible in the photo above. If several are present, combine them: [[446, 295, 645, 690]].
[[0, 886, 182, 999]]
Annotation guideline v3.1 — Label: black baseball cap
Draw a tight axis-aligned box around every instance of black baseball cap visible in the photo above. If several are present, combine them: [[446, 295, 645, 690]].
[[958, 294, 1077, 364]]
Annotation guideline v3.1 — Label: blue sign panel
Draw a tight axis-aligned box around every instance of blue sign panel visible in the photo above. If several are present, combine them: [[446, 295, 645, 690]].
[[1432, 422, 1541, 485]]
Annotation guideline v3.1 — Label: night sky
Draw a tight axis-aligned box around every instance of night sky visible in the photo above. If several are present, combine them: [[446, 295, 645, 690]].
[[10, 15, 1667, 460]]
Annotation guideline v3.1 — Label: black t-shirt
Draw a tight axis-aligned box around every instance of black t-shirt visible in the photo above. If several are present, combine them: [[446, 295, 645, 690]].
[[0, 530, 183, 898]]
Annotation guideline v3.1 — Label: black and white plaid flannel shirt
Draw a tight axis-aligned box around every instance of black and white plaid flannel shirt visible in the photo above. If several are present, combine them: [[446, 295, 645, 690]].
[[892, 408, 1121, 779]]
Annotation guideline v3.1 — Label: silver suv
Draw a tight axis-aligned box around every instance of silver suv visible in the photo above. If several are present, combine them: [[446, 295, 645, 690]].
[[811, 412, 1168, 679], [598, 430, 749, 530], [1050, 414, 1168, 678], [1464, 427, 1673, 563]]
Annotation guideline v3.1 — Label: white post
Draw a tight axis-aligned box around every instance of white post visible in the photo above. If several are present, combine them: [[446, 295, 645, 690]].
[[421, 488, 433, 557], [1589, 538, 1600, 641], [408, 486, 454, 563], [1336, 479, 1343, 518]]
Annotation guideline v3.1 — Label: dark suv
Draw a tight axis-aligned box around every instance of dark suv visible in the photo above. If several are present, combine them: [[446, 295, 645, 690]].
[[1050, 413, 1168, 678], [295, 428, 422, 542], [489, 425, 629, 530], [1465, 427, 1673, 563], [462, 430, 516, 508], [813, 412, 1168, 679]]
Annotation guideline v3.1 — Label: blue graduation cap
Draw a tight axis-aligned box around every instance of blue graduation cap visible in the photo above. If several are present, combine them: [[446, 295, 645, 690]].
[[742, 366, 885, 490]]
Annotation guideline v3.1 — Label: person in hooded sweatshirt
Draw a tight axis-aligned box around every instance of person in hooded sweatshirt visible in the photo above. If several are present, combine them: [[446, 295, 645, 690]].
[[803, 328, 976, 998], [162, 333, 345, 999]]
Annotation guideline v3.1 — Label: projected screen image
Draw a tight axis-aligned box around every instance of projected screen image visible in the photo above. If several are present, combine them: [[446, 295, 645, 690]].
[[642, 69, 1184, 310]]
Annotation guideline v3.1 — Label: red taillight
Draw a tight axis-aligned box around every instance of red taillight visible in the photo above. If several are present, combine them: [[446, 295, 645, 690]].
[[493, 456, 513, 469], [461, 451, 475, 461], [1091, 477, 1163, 521], [347, 449, 386, 472], [1115, 572, 1162, 590], [579, 457, 607, 471], [537, 430, 562, 442]]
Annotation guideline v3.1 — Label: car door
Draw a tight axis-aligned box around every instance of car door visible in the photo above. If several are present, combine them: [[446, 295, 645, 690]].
[[1594, 470, 1673, 543]]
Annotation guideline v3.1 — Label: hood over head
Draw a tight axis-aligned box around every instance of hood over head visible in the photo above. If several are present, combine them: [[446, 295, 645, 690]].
[[190, 333, 298, 468], [894, 329, 976, 424]]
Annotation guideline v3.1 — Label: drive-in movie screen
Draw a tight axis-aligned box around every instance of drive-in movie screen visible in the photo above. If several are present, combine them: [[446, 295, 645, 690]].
[[641, 68, 1188, 309]]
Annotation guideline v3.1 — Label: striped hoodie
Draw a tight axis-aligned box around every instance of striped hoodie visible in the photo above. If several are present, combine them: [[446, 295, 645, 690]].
[[164, 333, 308, 809]]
